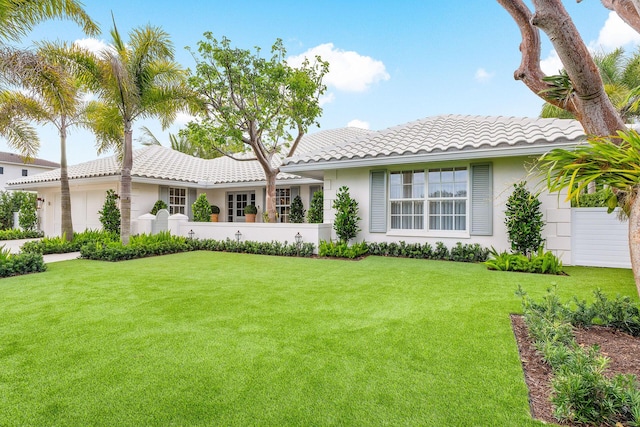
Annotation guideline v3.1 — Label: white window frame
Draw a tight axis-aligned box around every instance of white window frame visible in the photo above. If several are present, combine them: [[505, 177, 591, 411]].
[[427, 167, 468, 232], [386, 166, 469, 236], [169, 187, 186, 215], [275, 188, 291, 223], [389, 170, 425, 230]]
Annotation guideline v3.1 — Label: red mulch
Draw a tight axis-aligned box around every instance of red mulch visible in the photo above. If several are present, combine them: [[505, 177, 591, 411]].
[[511, 314, 640, 426]]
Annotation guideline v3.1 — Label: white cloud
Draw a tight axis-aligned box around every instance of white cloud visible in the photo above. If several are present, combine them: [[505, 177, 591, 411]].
[[319, 92, 335, 106], [74, 38, 109, 54], [474, 68, 494, 83], [175, 112, 196, 125], [288, 43, 390, 92], [540, 49, 564, 75], [347, 119, 370, 129], [593, 11, 640, 51]]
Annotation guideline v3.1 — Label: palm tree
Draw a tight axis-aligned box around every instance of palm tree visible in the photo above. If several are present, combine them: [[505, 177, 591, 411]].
[[82, 19, 191, 244], [541, 49, 640, 122], [0, 42, 98, 240], [0, 0, 99, 42]]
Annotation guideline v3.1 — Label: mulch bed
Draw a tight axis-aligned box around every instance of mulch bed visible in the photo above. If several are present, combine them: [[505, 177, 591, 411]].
[[511, 314, 640, 426]]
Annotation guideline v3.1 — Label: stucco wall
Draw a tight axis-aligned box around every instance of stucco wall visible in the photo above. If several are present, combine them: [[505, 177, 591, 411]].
[[0, 163, 56, 191], [322, 155, 572, 263]]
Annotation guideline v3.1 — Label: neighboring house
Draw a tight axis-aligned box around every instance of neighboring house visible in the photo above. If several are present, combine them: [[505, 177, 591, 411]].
[[281, 114, 587, 263], [6, 128, 372, 236], [0, 151, 59, 190]]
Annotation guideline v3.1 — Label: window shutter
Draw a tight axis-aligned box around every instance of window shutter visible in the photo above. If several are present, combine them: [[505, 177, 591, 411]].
[[158, 186, 169, 204], [470, 163, 493, 236], [187, 188, 197, 219], [291, 186, 300, 200], [369, 170, 387, 233]]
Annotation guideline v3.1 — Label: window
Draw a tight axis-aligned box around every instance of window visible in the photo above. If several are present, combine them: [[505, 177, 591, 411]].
[[276, 188, 291, 223], [169, 187, 186, 214], [389, 171, 424, 229], [21, 169, 27, 177], [428, 167, 467, 231], [0, 167, 4, 174]]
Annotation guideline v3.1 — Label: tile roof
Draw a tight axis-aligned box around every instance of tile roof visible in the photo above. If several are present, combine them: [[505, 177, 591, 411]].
[[0, 151, 59, 168], [283, 115, 586, 167], [7, 127, 370, 187]]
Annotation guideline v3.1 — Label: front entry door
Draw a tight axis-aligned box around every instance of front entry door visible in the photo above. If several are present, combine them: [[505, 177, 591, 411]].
[[227, 192, 256, 222]]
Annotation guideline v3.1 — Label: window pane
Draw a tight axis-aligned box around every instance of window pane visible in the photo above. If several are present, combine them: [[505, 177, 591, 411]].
[[429, 201, 440, 215], [455, 182, 467, 197], [441, 169, 454, 182], [391, 201, 401, 214], [455, 200, 466, 214], [455, 169, 468, 182], [390, 184, 402, 199], [442, 201, 453, 215], [455, 215, 465, 230], [442, 215, 453, 230], [441, 182, 454, 198], [402, 201, 412, 214], [429, 215, 440, 230]]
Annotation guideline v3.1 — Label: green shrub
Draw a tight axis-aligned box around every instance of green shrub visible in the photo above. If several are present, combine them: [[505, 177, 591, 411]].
[[0, 229, 43, 240], [0, 245, 46, 277], [18, 193, 37, 231], [192, 194, 211, 222], [319, 240, 368, 259], [519, 288, 640, 425], [289, 195, 305, 223], [0, 191, 31, 230], [99, 190, 120, 234], [150, 200, 168, 215], [244, 204, 257, 215], [332, 186, 360, 243], [485, 247, 563, 274], [307, 190, 323, 223], [80, 233, 316, 261], [572, 187, 616, 209], [366, 241, 488, 262], [505, 182, 544, 257], [21, 229, 118, 254]]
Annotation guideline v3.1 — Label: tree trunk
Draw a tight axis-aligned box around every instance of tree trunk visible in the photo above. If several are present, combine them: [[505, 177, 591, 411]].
[[629, 190, 640, 296], [120, 123, 132, 245], [265, 171, 277, 223], [59, 122, 73, 242]]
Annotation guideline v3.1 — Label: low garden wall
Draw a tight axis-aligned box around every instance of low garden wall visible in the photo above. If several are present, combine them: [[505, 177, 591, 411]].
[[137, 211, 332, 254]]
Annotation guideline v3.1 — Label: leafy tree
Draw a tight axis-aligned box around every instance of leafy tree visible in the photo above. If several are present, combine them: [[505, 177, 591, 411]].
[[81, 18, 191, 244], [192, 193, 211, 222], [308, 190, 324, 224], [540, 49, 640, 122], [332, 186, 360, 243], [289, 195, 305, 223], [504, 182, 544, 258], [498, 0, 640, 294], [0, 42, 101, 241], [186, 35, 328, 223], [98, 189, 120, 234], [18, 193, 37, 231]]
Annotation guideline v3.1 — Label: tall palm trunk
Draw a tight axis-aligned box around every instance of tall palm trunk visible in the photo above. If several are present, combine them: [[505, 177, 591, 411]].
[[59, 119, 73, 241], [120, 123, 132, 244], [630, 192, 640, 296]]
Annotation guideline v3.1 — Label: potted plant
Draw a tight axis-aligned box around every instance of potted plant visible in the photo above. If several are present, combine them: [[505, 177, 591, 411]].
[[244, 204, 257, 222], [210, 205, 220, 222]]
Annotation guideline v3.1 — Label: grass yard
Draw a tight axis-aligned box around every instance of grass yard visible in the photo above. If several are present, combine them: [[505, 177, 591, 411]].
[[0, 252, 635, 426]]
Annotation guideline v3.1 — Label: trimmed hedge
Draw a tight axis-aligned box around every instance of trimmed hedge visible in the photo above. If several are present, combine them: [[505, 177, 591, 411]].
[[0, 252, 46, 277], [21, 230, 118, 254], [80, 232, 316, 262], [0, 229, 44, 241], [367, 241, 489, 263]]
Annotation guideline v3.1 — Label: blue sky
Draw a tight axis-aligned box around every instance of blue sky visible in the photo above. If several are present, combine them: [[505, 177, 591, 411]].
[[6, 1, 640, 164]]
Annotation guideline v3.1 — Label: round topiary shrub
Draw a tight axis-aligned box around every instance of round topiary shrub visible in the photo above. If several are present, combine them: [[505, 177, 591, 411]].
[[192, 194, 212, 222], [505, 182, 544, 258]]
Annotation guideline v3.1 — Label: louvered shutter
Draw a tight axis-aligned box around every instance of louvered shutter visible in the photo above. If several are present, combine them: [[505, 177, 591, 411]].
[[187, 188, 197, 219], [470, 163, 493, 236], [369, 170, 387, 233], [158, 186, 169, 204]]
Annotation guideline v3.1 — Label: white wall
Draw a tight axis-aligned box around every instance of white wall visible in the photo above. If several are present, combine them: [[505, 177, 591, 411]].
[[322, 156, 572, 263], [0, 163, 56, 191], [572, 208, 630, 268]]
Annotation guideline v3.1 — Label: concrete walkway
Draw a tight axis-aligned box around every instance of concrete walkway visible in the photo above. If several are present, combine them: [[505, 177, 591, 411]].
[[1, 238, 81, 263]]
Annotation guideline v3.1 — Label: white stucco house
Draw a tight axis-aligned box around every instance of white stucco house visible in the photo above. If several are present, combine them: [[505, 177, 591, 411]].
[[0, 151, 59, 191], [6, 127, 371, 236], [9, 114, 621, 266]]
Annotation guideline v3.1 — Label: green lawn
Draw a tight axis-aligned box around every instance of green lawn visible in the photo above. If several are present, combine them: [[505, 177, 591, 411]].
[[0, 252, 635, 426]]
